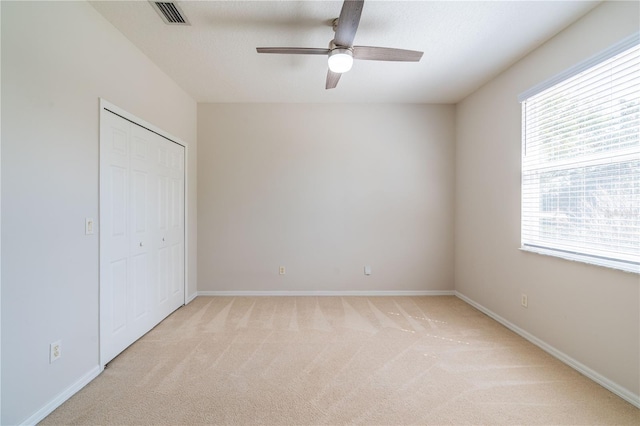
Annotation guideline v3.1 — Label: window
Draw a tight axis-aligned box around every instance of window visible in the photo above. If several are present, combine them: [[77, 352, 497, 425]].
[[519, 34, 640, 273]]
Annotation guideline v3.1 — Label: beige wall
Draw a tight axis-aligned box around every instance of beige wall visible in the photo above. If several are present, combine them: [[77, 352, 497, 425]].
[[2, 0, 638, 423], [1, 2, 197, 424], [198, 104, 455, 293], [455, 0, 639, 400]]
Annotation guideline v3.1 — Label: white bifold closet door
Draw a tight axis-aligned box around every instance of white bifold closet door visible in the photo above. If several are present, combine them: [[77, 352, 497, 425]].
[[100, 107, 185, 365]]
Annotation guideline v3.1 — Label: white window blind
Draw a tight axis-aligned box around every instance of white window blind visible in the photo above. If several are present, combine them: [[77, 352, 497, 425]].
[[521, 36, 640, 273]]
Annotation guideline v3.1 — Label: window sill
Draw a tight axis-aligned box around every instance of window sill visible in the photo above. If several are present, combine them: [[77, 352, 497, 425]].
[[520, 246, 640, 275]]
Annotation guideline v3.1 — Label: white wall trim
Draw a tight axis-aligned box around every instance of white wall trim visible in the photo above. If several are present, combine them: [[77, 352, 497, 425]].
[[0, 3, 3, 418], [197, 290, 455, 297], [185, 292, 198, 304], [182, 128, 191, 307], [455, 291, 640, 409], [20, 365, 102, 426], [99, 99, 187, 148]]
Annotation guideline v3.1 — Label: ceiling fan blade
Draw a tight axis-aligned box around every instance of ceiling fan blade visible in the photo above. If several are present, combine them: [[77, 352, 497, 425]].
[[353, 46, 423, 62], [334, 0, 364, 47], [326, 69, 342, 89], [256, 47, 330, 55]]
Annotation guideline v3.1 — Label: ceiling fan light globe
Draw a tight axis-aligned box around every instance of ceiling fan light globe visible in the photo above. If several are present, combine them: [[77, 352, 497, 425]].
[[328, 49, 353, 73]]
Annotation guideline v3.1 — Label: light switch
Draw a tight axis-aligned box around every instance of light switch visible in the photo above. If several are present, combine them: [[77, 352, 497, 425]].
[[364, 265, 372, 275], [85, 218, 94, 235]]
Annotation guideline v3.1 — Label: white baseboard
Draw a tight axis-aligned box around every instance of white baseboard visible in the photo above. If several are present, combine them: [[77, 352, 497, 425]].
[[21, 365, 103, 426], [185, 291, 198, 304], [455, 291, 640, 409], [197, 290, 455, 297]]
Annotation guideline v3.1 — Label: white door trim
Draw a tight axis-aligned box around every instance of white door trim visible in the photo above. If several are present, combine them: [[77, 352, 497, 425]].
[[100, 100, 187, 147], [98, 98, 188, 367]]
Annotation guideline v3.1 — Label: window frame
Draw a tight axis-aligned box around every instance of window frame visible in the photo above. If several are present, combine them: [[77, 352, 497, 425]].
[[519, 33, 640, 274]]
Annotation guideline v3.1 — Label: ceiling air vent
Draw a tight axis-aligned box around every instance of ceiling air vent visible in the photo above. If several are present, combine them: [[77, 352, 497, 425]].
[[150, 1, 190, 25]]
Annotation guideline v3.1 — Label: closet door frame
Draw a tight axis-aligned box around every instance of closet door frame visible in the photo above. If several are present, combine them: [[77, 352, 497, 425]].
[[98, 98, 188, 367]]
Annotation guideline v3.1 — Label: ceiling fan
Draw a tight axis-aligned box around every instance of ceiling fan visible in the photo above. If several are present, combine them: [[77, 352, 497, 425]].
[[256, 0, 423, 89]]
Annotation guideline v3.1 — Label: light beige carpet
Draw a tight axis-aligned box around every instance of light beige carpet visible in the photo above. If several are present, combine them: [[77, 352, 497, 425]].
[[42, 296, 639, 425]]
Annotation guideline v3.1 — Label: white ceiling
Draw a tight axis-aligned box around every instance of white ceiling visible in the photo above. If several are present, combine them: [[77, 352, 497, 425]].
[[91, 0, 600, 103]]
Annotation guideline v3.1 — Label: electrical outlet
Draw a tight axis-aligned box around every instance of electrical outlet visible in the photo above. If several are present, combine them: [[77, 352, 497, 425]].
[[521, 294, 528, 308], [50, 340, 62, 363], [279, 266, 286, 275]]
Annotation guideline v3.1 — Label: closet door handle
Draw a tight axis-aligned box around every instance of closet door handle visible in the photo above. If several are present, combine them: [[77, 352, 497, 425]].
[[139, 242, 144, 247]]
